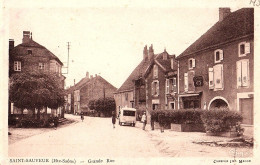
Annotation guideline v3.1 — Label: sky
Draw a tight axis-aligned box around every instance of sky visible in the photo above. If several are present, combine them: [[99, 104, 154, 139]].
[[6, 2, 245, 89]]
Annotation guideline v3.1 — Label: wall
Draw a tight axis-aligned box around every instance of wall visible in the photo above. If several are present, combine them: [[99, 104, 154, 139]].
[[178, 36, 254, 111]]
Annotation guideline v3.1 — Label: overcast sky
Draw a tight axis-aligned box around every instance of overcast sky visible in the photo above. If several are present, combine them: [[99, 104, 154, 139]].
[[6, 2, 247, 89]]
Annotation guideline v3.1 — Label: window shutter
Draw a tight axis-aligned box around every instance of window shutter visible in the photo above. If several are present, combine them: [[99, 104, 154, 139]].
[[220, 50, 224, 61], [151, 82, 154, 95], [208, 68, 214, 89], [214, 64, 223, 89], [237, 61, 242, 87], [241, 60, 249, 86], [188, 71, 195, 91], [166, 79, 169, 94], [192, 59, 196, 68], [245, 43, 250, 54], [184, 73, 188, 92], [156, 81, 160, 95]]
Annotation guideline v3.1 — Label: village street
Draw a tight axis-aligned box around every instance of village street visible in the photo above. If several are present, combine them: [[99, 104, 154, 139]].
[[9, 114, 253, 158], [8, 115, 162, 157]]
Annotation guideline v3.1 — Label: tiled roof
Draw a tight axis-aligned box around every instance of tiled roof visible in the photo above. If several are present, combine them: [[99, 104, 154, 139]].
[[177, 8, 254, 59], [117, 59, 151, 93], [11, 39, 63, 65]]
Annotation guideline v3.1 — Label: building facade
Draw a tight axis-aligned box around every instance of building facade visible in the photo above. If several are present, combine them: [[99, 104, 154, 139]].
[[9, 31, 66, 117], [66, 73, 117, 114], [176, 8, 254, 131]]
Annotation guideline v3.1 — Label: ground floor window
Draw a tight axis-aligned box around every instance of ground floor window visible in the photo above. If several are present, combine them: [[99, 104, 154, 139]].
[[182, 96, 201, 109], [152, 104, 159, 110]]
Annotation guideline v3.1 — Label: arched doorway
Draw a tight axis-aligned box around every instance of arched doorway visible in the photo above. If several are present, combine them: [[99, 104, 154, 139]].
[[208, 96, 229, 110]]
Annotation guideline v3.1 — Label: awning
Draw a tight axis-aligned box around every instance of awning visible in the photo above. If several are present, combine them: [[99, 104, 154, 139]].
[[178, 91, 202, 97]]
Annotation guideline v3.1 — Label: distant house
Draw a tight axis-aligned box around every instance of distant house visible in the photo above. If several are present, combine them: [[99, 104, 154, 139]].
[[176, 8, 254, 133], [66, 72, 117, 115], [9, 31, 66, 117]]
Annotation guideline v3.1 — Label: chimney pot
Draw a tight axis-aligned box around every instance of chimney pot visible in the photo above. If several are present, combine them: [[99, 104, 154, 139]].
[[219, 8, 231, 22], [86, 72, 89, 78], [148, 44, 154, 61]]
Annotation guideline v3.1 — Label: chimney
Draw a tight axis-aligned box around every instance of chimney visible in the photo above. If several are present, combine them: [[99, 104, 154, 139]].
[[143, 45, 148, 61], [90, 75, 93, 79], [22, 31, 31, 43], [95, 74, 97, 77], [86, 72, 89, 78], [9, 39, 14, 49], [171, 55, 176, 69], [162, 48, 168, 60], [219, 8, 231, 22], [148, 44, 154, 61], [74, 79, 75, 85]]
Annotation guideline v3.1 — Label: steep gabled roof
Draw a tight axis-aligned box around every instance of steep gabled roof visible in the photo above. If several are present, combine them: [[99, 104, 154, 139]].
[[116, 59, 151, 93], [11, 39, 63, 65], [177, 8, 254, 59]]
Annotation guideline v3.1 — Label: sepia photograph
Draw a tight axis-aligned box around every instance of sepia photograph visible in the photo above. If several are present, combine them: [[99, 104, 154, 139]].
[[1, 0, 259, 164]]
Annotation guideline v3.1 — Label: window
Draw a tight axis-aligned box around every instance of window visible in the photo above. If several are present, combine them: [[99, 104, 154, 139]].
[[14, 61, 21, 71], [173, 77, 177, 87], [39, 63, 45, 70], [184, 71, 195, 92], [237, 59, 249, 87], [152, 80, 159, 96], [209, 64, 224, 90], [27, 50, 32, 55], [166, 79, 169, 94], [188, 58, 195, 69], [153, 65, 158, 78], [239, 42, 250, 57], [214, 49, 223, 63]]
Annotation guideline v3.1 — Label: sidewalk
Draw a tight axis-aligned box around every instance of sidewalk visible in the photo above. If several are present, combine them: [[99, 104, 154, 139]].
[[135, 121, 253, 157], [8, 117, 77, 145]]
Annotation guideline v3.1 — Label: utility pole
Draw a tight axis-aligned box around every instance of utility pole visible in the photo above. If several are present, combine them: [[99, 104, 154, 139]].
[[62, 42, 70, 74]]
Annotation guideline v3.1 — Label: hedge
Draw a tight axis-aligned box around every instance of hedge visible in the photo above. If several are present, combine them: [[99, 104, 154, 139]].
[[150, 108, 243, 133], [201, 108, 242, 133]]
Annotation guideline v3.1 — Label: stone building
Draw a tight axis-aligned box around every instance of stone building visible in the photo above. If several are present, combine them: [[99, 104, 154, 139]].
[[9, 31, 66, 116], [66, 73, 117, 115], [176, 8, 254, 134]]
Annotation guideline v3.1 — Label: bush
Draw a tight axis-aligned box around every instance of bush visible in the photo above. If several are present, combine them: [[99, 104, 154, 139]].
[[150, 109, 203, 125], [201, 108, 243, 133]]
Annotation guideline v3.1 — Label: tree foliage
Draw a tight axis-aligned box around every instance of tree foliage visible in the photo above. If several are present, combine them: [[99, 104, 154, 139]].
[[88, 97, 116, 116], [9, 72, 65, 112]]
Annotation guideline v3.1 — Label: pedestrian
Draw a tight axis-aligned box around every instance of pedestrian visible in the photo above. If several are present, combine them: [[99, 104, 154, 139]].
[[54, 115, 58, 130], [81, 112, 84, 122], [112, 111, 116, 128], [141, 112, 147, 130]]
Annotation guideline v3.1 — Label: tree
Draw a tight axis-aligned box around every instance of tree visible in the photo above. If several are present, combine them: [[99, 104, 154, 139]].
[[90, 97, 116, 117], [88, 99, 96, 110], [9, 72, 65, 120]]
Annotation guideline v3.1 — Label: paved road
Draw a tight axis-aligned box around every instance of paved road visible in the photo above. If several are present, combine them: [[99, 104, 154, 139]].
[[9, 114, 162, 157]]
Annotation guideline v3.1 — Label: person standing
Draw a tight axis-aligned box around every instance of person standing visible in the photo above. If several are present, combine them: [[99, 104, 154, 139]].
[[81, 112, 84, 122], [54, 115, 59, 130], [158, 113, 165, 133], [141, 112, 147, 130], [112, 111, 116, 128]]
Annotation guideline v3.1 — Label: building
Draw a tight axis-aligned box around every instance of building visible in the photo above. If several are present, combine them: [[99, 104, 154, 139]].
[[9, 31, 66, 117], [66, 72, 117, 115], [176, 8, 254, 133], [114, 45, 153, 116], [143, 49, 177, 122]]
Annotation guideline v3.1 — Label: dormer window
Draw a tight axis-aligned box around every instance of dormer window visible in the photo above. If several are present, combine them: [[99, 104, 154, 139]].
[[188, 58, 195, 70], [28, 50, 32, 55], [214, 49, 223, 63], [239, 42, 250, 57]]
